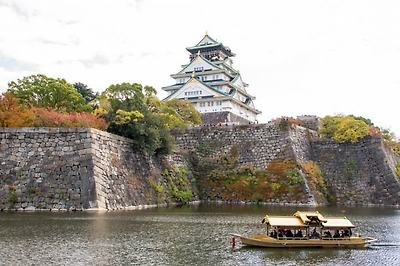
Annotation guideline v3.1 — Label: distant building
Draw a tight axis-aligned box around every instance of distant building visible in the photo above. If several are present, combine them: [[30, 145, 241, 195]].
[[162, 34, 261, 124]]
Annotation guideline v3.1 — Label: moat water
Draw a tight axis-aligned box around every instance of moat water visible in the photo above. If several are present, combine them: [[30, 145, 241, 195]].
[[0, 205, 399, 266]]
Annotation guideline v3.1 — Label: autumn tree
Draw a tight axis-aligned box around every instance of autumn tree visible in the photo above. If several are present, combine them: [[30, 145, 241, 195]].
[[8, 74, 91, 112], [319, 115, 370, 143], [0, 93, 35, 127]]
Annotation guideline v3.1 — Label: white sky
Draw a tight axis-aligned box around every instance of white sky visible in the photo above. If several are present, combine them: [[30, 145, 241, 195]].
[[0, 0, 399, 136]]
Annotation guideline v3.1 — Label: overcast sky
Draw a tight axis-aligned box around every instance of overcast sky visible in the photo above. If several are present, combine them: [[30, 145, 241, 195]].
[[0, 0, 399, 136]]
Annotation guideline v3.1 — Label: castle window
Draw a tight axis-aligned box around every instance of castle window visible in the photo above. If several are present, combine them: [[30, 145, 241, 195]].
[[194, 67, 203, 72]]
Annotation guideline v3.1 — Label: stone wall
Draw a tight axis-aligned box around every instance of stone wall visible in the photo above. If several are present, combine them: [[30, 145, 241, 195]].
[[174, 124, 400, 206], [174, 123, 317, 205], [1, 125, 399, 210], [0, 128, 194, 211], [201, 111, 254, 125], [310, 137, 400, 206], [175, 123, 295, 169], [0, 128, 96, 210]]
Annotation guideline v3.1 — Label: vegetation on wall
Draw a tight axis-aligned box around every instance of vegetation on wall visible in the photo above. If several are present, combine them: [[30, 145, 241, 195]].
[[148, 163, 194, 204], [396, 162, 400, 177], [300, 161, 330, 203], [381, 129, 400, 157], [272, 117, 303, 131], [190, 145, 308, 202]]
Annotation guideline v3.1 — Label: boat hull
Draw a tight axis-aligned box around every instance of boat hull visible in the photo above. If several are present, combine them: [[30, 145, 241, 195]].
[[235, 234, 376, 248]]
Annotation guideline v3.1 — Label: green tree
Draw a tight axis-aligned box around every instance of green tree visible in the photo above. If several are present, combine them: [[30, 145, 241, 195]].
[[8, 74, 91, 112], [99, 82, 201, 154], [102, 83, 173, 154], [162, 99, 202, 128], [73, 82, 98, 103], [319, 115, 341, 138]]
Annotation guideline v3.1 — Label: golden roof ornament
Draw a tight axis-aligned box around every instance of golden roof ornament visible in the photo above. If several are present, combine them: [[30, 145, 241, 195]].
[[197, 50, 201, 56], [191, 70, 196, 78]]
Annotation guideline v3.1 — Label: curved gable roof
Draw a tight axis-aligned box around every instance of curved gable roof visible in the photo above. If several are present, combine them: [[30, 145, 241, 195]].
[[164, 77, 227, 101], [178, 54, 221, 74]]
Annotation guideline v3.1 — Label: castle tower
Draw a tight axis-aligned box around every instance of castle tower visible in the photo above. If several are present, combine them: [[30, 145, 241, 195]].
[[162, 34, 261, 124]]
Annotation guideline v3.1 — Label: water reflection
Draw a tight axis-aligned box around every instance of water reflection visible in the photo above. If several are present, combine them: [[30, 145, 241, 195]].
[[0, 205, 399, 265]]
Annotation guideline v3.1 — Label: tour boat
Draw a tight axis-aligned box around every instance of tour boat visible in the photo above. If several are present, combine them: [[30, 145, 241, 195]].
[[231, 211, 377, 248]]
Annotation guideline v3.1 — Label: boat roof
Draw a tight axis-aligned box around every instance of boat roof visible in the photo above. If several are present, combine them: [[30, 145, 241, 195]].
[[322, 218, 355, 228], [262, 216, 308, 228], [262, 212, 355, 229]]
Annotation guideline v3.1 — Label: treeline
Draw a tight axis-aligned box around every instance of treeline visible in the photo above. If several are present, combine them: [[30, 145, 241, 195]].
[[0, 74, 201, 155]]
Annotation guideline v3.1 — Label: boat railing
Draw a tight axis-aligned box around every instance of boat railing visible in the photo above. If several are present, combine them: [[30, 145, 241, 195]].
[[277, 237, 308, 240], [321, 236, 351, 240], [275, 236, 352, 241]]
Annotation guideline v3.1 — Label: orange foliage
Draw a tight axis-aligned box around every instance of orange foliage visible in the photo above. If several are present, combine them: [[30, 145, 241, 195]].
[[368, 127, 382, 137], [266, 160, 297, 176], [0, 93, 35, 127], [31, 108, 107, 130], [0, 93, 107, 130], [272, 116, 303, 127]]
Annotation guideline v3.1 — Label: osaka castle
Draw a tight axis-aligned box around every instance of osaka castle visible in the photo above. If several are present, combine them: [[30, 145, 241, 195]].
[[162, 34, 261, 124]]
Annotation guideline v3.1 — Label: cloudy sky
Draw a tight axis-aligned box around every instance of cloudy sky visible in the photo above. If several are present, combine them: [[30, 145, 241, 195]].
[[0, 0, 399, 135]]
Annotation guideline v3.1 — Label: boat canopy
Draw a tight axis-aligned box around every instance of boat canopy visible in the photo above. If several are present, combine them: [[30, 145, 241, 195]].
[[293, 211, 327, 224], [262, 216, 308, 228], [321, 218, 355, 229], [262, 212, 355, 229]]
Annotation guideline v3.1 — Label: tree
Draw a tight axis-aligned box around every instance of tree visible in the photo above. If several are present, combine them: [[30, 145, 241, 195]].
[[102, 82, 173, 154], [319, 115, 370, 143], [333, 117, 369, 143], [319, 115, 341, 138], [73, 82, 98, 103], [0, 93, 35, 127], [8, 74, 91, 112], [162, 99, 202, 128], [98, 82, 202, 154]]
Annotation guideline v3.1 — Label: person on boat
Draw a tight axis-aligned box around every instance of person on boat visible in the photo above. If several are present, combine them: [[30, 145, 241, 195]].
[[311, 228, 320, 239], [343, 229, 350, 237], [324, 231, 332, 238], [286, 229, 294, 238], [333, 230, 340, 238], [278, 230, 283, 238], [295, 230, 303, 238]]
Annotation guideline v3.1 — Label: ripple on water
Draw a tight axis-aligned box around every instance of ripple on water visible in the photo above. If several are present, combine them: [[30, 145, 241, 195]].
[[0, 205, 399, 265]]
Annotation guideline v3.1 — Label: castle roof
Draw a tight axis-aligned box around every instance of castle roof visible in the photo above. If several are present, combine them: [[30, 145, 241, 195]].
[[177, 53, 221, 75], [186, 34, 235, 57], [164, 77, 228, 101]]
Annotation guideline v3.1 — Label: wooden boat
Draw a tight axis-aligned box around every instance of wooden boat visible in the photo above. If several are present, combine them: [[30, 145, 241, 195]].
[[231, 211, 377, 248]]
